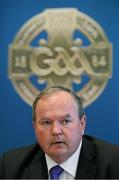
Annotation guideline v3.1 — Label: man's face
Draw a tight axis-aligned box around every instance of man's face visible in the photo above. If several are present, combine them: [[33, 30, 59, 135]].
[[33, 91, 86, 163]]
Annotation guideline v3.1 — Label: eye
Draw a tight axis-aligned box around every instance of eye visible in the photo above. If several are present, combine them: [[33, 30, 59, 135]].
[[42, 120, 51, 125], [62, 119, 72, 125]]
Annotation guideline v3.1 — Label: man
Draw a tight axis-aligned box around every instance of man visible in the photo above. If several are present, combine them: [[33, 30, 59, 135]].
[[0, 86, 119, 179]]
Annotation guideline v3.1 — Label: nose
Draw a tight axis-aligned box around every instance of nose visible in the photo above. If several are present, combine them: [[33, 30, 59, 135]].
[[51, 122, 63, 136]]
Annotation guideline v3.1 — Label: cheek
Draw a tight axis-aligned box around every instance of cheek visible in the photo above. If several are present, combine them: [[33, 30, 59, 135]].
[[68, 131, 82, 150], [68, 125, 82, 142], [34, 127, 50, 148]]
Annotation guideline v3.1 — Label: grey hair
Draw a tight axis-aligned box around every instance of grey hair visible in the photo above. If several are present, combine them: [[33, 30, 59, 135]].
[[32, 86, 85, 122]]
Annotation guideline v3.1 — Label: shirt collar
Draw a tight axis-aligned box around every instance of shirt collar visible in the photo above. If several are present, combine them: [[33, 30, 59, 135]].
[[45, 138, 82, 177]]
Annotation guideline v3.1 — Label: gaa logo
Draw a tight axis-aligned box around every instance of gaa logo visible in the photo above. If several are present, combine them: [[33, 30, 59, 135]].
[[9, 8, 112, 107]]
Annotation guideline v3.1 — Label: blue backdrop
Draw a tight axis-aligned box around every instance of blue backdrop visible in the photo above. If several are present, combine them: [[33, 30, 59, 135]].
[[0, 0, 119, 155]]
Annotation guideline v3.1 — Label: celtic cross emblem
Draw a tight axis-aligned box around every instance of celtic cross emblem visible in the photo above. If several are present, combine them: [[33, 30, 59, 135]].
[[9, 8, 112, 107]]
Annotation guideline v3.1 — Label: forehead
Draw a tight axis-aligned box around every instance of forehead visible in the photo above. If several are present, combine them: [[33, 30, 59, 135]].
[[35, 92, 79, 120]]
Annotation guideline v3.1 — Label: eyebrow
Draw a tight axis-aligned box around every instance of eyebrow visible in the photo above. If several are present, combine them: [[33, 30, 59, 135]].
[[59, 114, 72, 119], [38, 117, 50, 121], [38, 114, 71, 121]]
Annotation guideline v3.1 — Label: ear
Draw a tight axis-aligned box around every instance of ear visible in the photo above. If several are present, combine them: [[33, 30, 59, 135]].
[[32, 120, 37, 130], [32, 121, 38, 140], [80, 115, 87, 135], [32, 120, 35, 128]]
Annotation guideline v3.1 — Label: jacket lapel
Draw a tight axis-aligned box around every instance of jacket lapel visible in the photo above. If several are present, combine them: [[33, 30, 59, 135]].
[[28, 150, 48, 179], [75, 136, 98, 179]]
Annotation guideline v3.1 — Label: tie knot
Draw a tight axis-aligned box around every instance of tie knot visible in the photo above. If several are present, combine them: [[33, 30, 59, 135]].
[[50, 165, 64, 180]]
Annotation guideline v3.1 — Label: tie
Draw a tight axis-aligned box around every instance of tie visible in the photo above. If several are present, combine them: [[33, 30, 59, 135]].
[[50, 165, 64, 180]]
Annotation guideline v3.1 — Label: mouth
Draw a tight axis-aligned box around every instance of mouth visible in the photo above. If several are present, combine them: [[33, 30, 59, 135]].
[[54, 141, 63, 144], [50, 141, 65, 147]]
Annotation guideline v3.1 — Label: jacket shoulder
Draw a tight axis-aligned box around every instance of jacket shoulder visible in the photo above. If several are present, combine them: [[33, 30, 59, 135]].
[[83, 134, 119, 162], [0, 144, 42, 179], [84, 134, 119, 150], [1, 144, 39, 162]]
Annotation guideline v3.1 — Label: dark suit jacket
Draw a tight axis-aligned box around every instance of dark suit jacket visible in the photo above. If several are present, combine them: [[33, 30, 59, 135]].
[[0, 135, 119, 179]]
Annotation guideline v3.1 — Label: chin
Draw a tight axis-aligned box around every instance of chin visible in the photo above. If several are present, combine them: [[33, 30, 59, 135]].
[[50, 153, 69, 163], [48, 149, 71, 163], [50, 148, 67, 155]]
